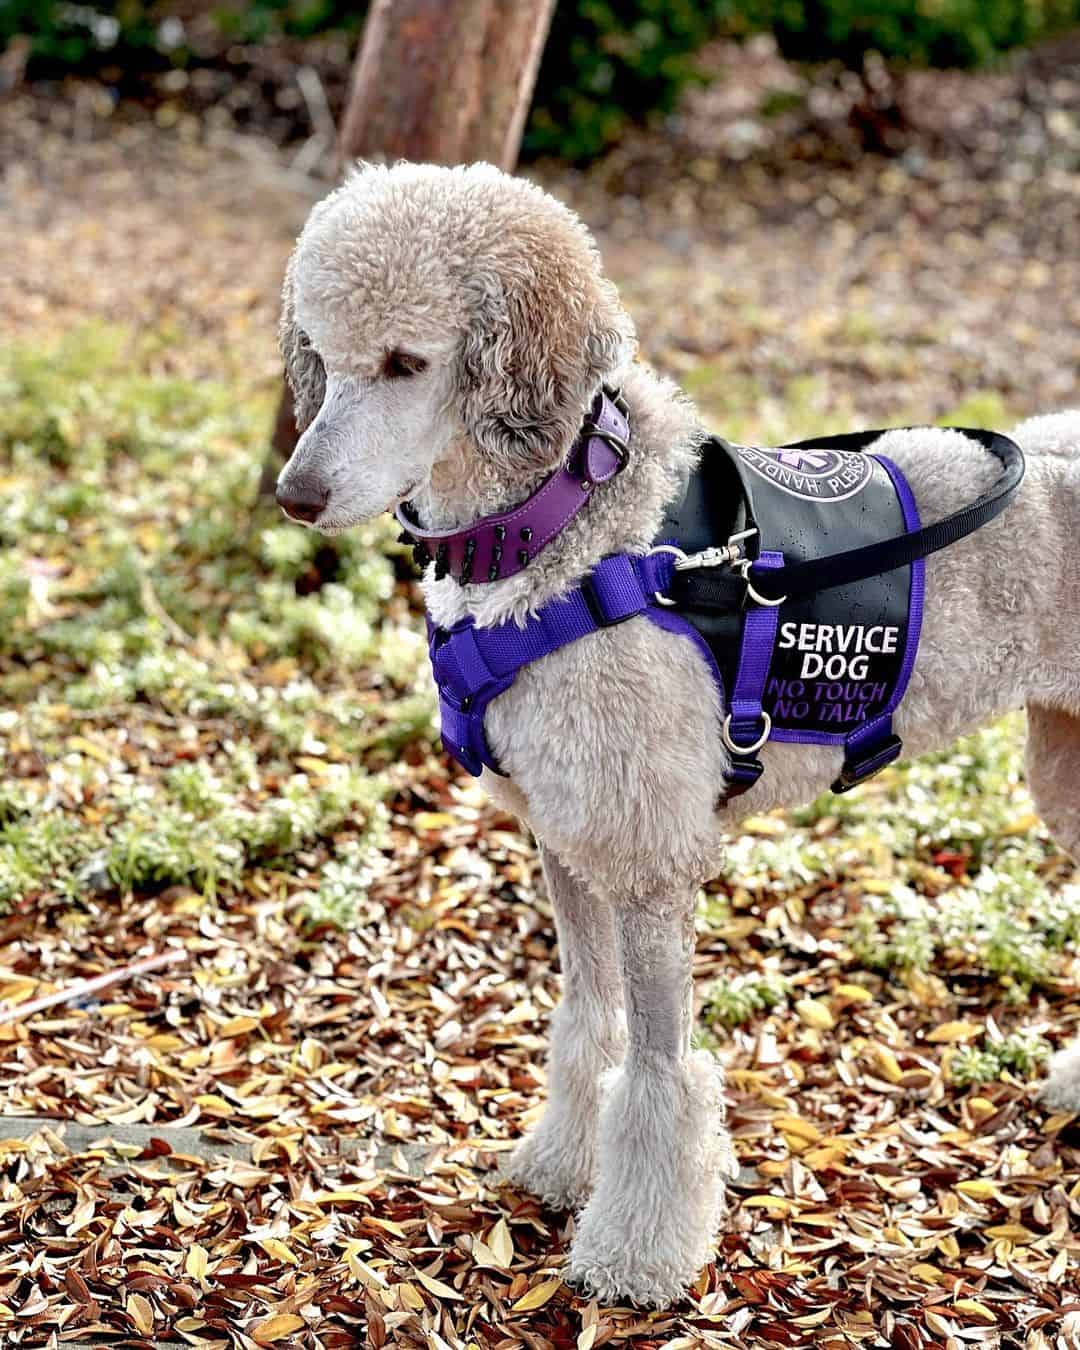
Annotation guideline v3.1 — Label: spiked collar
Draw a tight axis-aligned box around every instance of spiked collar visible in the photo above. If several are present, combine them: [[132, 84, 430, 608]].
[[395, 388, 630, 584]]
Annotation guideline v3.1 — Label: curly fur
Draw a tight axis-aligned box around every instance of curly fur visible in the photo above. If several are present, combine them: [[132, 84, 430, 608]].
[[277, 161, 1080, 1308], [280, 258, 327, 434]]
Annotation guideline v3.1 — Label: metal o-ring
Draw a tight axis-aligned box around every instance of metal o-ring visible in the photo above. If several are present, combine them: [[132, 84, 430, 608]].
[[733, 558, 786, 607], [646, 544, 686, 607], [721, 711, 772, 755]]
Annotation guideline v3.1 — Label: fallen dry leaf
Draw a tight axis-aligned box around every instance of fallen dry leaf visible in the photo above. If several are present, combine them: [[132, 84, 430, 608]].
[[511, 1277, 564, 1312]]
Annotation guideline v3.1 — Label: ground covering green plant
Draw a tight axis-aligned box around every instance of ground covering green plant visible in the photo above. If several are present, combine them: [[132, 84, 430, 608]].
[[950, 1029, 1051, 1085], [698, 713, 1077, 1084], [0, 326, 429, 916], [703, 970, 792, 1028], [714, 715, 1080, 997]]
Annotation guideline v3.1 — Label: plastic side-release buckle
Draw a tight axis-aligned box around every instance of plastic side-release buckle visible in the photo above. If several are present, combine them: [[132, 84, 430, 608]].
[[831, 733, 903, 793], [722, 754, 764, 801]]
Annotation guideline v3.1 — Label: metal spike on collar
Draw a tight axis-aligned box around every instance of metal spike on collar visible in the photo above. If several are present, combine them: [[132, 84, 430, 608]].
[[460, 538, 476, 586], [434, 543, 449, 580], [608, 385, 630, 419], [487, 542, 502, 582]]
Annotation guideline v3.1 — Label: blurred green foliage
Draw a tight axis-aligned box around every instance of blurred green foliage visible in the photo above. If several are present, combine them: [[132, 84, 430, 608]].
[[212, 0, 365, 41], [741, 0, 1080, 68], [4, 0, 1080, 160], [526, 0, 733, 160], [0, 0, 363, 72]]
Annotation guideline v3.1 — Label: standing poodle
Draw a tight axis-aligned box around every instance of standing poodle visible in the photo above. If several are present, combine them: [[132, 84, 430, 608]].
[[276, 160, 1080, 1307]]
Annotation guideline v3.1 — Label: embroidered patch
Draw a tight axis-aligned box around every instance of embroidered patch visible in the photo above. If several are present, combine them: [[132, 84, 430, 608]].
[[766, 620, 902, 732], [735, 445, 873, 503]]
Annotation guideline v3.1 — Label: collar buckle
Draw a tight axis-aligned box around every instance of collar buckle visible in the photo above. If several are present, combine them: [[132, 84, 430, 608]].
[[578, 423, 630, 472]]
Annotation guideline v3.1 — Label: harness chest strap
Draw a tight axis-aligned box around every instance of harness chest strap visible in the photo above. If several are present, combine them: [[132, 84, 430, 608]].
[[429, 552, 678, 778]]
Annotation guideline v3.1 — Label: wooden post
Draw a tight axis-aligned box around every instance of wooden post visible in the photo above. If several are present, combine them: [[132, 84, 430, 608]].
[[262, 0, 557, 491]]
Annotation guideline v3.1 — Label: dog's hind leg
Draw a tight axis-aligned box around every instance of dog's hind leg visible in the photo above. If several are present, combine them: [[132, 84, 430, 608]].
[[565, 891, 734, 1308], [504, 844, 626, 1209], [1026, 703, 1080, 1111]]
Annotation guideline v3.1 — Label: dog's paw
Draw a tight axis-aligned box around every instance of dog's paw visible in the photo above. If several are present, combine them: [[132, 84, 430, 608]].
[[563, 1050, 733, 1309], [503, 1121, 595, 1211], [1041, 1040, 1080, 1113], [564, 1229, 706, 1309]]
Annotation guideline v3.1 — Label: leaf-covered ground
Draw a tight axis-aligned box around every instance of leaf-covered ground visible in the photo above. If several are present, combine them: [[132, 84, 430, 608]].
[[2, 70, 1080, 1348]]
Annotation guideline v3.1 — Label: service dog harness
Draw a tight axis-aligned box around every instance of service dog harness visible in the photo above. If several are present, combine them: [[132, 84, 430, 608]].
[[399, 389, 1025, 798]]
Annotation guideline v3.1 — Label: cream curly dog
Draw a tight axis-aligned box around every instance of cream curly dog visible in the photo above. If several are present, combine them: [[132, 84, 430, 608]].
[[276, 160, 1080, 1308]]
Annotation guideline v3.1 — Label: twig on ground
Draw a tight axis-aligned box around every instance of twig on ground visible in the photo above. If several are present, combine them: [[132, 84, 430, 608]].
[[0, 948, 188, 1025], [138, 570, 188, 645], [290, 65, 338, 179]]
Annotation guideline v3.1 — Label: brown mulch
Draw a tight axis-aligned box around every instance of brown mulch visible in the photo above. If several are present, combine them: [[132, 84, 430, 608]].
[[3, 775, 1079, 1347]]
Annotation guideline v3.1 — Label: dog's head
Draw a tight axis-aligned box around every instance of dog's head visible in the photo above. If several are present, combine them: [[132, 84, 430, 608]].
[[276, 161, 636, 532]]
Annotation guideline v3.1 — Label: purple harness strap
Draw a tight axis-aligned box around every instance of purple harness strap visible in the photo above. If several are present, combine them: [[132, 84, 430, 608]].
[[722, 552, 784, 793], [429, 552, 678, 777], [829, 454, 923, 790], [398, 390, 629, 584]]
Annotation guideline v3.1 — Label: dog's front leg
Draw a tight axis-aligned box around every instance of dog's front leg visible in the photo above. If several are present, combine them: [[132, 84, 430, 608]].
[[1027, 704, 1080, 1111], [565, 891, 734, 1308], [506, 843, 626, 1209]]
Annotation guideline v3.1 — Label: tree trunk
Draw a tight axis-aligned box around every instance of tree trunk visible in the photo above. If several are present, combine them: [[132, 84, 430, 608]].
[[339, 0, 554, 169], [262, 0, 557, 494]]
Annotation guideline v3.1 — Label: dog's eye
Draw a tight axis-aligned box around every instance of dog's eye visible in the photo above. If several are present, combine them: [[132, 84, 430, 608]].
[[382, 349, 428, 379]]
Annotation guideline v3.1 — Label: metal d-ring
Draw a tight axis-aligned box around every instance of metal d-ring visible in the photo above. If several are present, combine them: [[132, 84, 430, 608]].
[[646, 544, 686, 606], [732, 558, 787, 607], [722, 711, 773, 755]]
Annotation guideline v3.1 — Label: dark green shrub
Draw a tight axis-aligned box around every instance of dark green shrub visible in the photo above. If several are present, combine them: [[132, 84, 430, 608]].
[[0, 0, 364, 71], [0, 0, 164, 73], [525, 0, 733, 161], [738, 0, 1080, 68], [212, 0, 366, 42]]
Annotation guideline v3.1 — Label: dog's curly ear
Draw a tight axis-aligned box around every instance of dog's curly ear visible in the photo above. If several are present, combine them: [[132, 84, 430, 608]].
[[585, 278, 638, 388], [280, 256, 326, 435], [458, 269, 636, 476]]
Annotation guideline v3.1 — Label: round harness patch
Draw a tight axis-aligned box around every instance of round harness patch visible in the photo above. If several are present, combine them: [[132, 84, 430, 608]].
[[735, 444, 874, 503]]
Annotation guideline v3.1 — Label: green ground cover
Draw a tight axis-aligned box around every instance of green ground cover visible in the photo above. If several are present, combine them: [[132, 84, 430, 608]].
[[0, 327, 428, 915]]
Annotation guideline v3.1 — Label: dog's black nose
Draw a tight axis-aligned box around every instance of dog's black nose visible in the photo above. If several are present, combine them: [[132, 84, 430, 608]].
[[276, 483, 328, 523]]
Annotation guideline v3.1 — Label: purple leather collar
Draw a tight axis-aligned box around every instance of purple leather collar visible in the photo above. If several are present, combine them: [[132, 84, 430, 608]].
[[395, 388, 630, 584]]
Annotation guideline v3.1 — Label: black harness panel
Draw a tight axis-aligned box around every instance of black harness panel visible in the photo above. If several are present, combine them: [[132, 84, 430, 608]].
[[658, 437, 920, 743]]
